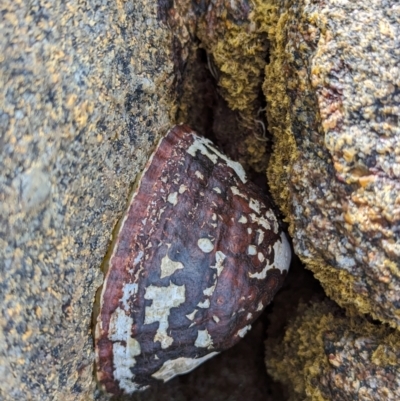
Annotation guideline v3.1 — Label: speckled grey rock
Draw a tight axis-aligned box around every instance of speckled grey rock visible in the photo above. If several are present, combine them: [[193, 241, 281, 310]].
[[265, 0, 400, 327], [0, 1, 176, 400]]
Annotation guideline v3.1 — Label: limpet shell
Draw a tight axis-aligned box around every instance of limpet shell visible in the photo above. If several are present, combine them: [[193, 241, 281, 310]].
[[94, 124, 291, 395]]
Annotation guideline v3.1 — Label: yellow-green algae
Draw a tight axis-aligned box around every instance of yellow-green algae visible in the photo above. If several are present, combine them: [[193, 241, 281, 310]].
[[266, 300, 400, 401], [192, 0, 280, 172], [263, 6, 298, 218]]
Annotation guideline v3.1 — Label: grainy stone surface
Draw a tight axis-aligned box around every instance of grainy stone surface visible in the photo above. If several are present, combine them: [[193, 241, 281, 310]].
[[265, 0, 400, 327], [266, 300, 400, 401], [0, 1, 175, 400]]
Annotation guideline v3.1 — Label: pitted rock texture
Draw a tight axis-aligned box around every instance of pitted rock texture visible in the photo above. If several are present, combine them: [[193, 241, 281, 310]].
[[95, 125, 290, 395], [0, 1, 175, 400], [265, 0, 400, 326], [266, 300, 400, 401]]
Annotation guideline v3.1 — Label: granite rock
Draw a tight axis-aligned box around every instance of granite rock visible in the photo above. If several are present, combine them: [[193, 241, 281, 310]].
[[0, 1, 175, 400], [265, 0, 400, 327], [266, 300, 400, 401]]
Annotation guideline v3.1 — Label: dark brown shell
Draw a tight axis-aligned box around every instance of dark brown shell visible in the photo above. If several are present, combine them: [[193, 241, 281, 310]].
[[94, 125, 291, 395]]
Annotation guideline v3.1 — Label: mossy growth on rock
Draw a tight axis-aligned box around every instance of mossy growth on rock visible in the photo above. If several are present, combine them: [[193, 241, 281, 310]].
[[266, 300, 400, 401], [176, 0, 287, 173]]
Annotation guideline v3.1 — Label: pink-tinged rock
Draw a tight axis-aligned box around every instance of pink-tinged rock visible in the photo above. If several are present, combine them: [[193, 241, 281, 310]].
[[94, 124, 291, 395]]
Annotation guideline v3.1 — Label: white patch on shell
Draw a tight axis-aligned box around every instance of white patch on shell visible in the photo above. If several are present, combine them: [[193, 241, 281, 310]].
[[113, 339, 142, 394], [258, 253, 265, 263], [247, 245, 257, 255], [133, 251, 144, 266], [167, 192, 178, 205], [120, 283, 138, 310], [197, 299, 211, 308], [274, 232, 291, 273], [249, 199, 261, 213], [213, 187, 222, 194], [249, 232, 291, 279], [237, 325, 251, 338], [230, 186, 247, 198], [210, 251, 226, 277], [203, 284, 216, 297], [238, 215, 247, 224], [256, 229, 264, 245], [212, 213, 217, 221], [256, 301, 264, 312], [197, 238, 214, 253], [144, 283, 186, 349], [212, 315, 220, 323], [195, 329, 213, 348], [179, 184, 188, 194], [265, 209, 280, 233], [108, 307, 142, 394], [186, 135, 247, 183], [158, 206, 167, 219], [250, 213, 271, 231], [247, 227, 252, 234], [151, 352, 219, 382], [186, 310, 197, 321], [195, 170, 204, 180], [160, 253, 184, 279], [108, 307, 134, 342], [246, 313, 253, 320]]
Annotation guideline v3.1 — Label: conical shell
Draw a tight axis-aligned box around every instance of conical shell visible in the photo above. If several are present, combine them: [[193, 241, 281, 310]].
[[94, 125, 291, 395]]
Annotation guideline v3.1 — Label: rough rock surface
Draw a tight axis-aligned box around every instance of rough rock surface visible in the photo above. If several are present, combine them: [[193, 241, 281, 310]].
[[266, 300, 400, 401], [265, 0, 400, 327], [0, 1, 175, 400]]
